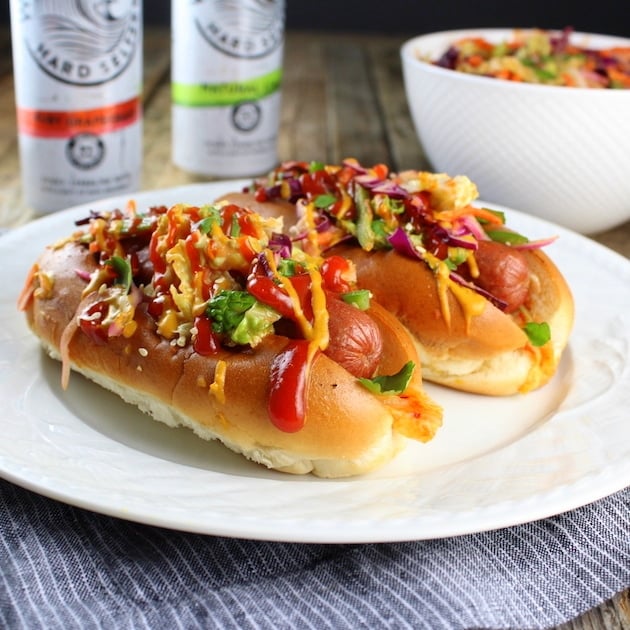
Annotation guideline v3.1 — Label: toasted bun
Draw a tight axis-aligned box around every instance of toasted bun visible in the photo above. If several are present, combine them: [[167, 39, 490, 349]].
[[22, 241, 441, 477], [331, 245, 574, 396]]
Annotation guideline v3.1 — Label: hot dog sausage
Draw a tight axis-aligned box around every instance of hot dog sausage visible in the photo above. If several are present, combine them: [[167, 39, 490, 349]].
[[473, 240, 530, 313], [324, 296, 383, 378]]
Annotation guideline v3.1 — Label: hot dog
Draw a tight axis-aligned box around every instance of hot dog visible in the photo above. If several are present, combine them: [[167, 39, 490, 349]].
[[218, 159, 574, 396], [18, 200, 443, 477]]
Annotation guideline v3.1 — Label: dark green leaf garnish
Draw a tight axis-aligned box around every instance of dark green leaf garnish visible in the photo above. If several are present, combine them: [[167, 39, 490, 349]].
[[359, 361, 415, 395], [314, 194, 337, 209], [523, 321, 551, 347]]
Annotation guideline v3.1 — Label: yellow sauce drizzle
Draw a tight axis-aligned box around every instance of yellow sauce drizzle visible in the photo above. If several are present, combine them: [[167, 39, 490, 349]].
[[519, 342, 555, 393], [209, 359, 227, 404], [466, 249, 480, 279], [302, 201, 320, 255], [305, 265, 329, 361], [425, 252, 487, 331]]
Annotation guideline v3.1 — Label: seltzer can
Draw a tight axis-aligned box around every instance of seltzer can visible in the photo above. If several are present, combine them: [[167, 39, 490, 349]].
[[171, 0, 285, 177], [9, 0, 143, 213]]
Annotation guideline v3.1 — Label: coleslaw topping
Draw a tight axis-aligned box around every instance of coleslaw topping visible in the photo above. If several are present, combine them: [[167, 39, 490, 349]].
[[249, 159, 556, 345], [434, 27, 630, 88], [22, 200, 431, 433]]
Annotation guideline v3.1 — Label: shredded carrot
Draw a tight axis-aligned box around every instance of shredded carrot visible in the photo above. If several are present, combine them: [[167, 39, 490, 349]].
[[602, 46, 630, 59], [609, 68, 630, 88], [467, 54, 485, 68], [59, 317, 80, 390], [565, 44, 582, 55], [17, 263, 38, 311], [496, 69, 523, 82], [371, 163, 389, 180], [434, 204, 504, 225], [459, 37, 494, 52]]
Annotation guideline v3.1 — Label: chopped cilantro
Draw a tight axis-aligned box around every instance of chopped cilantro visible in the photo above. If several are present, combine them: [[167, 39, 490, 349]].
[[230, 213, 241, 236], [523, 321, 551, 347], [314, 193, 337, 209], [197, 206, 222, 234], [370, 219, 391, 248]]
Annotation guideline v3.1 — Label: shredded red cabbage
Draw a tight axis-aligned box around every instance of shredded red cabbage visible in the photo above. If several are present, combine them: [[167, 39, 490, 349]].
[[513, 235, 558, 250], [352, 174, 409, 199], [445, 233, 477, 250], [75, 210, 107, 226], [256, 251, 274, 278], [75, 269, 92, 282], [428, 224, 478, 251], [371, 181, 409, 198], [449, 271, 508, 311], [269, 232, 292, 258], [550, 26, 573, 55], [341, 159, 367, 174], [387, 228, 424, 260], [455, 215, 489, 241], [435, 46, 459, 70]]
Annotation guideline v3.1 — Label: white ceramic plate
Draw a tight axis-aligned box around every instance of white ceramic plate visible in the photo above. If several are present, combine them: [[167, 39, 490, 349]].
[[2, 182, 629, 543]]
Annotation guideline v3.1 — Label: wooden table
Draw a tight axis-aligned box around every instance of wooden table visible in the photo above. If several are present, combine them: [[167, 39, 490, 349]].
[[1, 28, 629, 629]]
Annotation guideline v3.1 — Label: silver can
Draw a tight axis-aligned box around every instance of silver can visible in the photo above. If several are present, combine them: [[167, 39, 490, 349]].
[[171, 0, 285, 177], [9, 0, 143, 213]]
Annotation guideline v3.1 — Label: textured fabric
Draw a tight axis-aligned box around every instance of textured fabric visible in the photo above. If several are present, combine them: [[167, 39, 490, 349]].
[[1, 480, 628, 630]]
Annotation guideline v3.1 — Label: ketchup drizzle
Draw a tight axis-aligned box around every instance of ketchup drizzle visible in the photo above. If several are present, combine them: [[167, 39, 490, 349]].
[[268, 339, 312, 433]]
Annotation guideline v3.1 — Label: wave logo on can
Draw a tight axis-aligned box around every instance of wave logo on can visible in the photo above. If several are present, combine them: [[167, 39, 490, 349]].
[[20, 0, 140, 86], [193, 0, 284, 59]]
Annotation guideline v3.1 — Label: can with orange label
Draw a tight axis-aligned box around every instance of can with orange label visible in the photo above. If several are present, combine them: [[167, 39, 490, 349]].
[[171, 0, 285, 178], [9, 0, 143, 213]]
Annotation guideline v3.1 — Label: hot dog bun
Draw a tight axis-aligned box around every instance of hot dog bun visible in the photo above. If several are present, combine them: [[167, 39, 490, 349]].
[[19, 202, 443, 478], [330, 244, 573, 396], [222, 159, 575, 396]]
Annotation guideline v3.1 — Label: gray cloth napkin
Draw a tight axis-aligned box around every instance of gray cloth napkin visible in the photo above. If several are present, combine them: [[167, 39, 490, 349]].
[[1, 480, 628, 630]]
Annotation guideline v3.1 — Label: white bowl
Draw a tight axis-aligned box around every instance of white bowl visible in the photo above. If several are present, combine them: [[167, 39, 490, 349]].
[[401, 28, 630, 234]]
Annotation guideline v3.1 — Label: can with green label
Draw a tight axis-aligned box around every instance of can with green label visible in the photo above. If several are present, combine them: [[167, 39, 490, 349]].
[[171, 0, 285, 177]]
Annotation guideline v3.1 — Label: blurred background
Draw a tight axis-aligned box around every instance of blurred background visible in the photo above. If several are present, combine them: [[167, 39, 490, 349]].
[[1, 2, 629, 37]]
